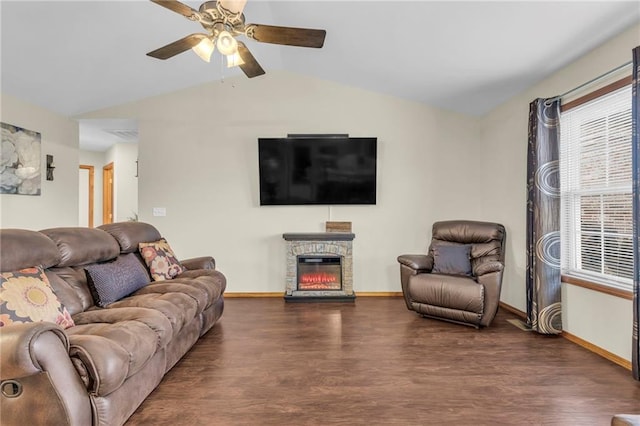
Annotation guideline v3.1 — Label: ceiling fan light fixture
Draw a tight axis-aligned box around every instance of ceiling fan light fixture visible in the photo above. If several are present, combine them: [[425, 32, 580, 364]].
[[226, 52, 245, 68], [216, 30, 238, 55], [192, 37, 215, 62]]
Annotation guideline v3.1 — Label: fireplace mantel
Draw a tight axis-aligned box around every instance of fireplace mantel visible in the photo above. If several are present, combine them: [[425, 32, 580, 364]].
[[282, 233, 356, 302], [283, 233, 355, 242]]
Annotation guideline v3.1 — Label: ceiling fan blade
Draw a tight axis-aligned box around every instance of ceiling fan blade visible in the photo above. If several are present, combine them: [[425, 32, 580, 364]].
[[147, 34, 207, 60], [246, 24, 326, 48], [237, 42, 265, 78], [150, 0, 199, 19]]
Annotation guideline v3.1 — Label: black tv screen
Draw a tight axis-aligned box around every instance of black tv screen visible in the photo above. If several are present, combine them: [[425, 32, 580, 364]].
[[258, 136, 377, 205]]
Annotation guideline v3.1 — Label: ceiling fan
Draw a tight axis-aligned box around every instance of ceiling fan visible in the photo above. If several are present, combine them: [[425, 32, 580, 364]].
[[147, 0, 327, 78]]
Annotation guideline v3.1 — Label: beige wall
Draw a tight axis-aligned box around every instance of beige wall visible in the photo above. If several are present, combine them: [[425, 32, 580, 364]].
[[1, 93, 79, 230], [81, 72, 481, 294], [479, 24, 639, 361]]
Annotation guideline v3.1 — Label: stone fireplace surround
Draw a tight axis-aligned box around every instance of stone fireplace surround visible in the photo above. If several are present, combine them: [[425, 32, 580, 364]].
[[283, 232, 355, 302]]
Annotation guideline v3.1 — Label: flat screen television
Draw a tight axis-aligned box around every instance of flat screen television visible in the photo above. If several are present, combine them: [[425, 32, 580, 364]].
[[258, 136, 377, 205]]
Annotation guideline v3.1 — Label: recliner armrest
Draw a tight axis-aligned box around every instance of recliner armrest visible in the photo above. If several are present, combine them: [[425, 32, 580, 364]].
[[1, 322, 69, 378], [1, 322, 93, 425], [397, 254, 433, 272], [180, 256, 215, 270], [473, 260, 504, 277]]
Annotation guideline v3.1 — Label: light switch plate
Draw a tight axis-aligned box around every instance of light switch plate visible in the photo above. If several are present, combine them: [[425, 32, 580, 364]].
[[152, 207, 166, 217]]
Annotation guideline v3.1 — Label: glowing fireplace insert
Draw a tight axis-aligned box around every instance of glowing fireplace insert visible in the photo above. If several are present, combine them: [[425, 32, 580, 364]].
[[297, 256, 342, 291]]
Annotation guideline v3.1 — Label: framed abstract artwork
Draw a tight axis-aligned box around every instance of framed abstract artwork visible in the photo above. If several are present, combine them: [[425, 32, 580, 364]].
[[1, 122, 41, 195]]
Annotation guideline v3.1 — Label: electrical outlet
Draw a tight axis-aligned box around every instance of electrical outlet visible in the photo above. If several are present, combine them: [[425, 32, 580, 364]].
[[152, 207, 166, 217]]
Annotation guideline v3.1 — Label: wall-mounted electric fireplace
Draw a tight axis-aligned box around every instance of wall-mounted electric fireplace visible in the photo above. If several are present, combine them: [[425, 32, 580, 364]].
[[283, 233, 355, 302]]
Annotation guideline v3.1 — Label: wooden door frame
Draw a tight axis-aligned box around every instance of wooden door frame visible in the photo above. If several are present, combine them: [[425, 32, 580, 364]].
[[79, 165, 95, 228], [103, 162, 114, 224]]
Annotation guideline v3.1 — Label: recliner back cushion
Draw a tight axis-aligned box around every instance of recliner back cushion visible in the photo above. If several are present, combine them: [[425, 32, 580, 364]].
[[0, 229, 60, 271], [430, 220, 506, 271], [39, 228, 121, 313], [99, 222, 162, 254], [45, 268, 93, 316], [40, 228, 120, 267], [432, 220, 505, 246]]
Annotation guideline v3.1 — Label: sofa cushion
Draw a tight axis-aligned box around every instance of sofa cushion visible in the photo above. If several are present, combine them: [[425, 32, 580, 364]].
[[71, 306, 173, 349], [133, 280, 210, 314], [84, 254, 150, 307], [40, 227, 120, 267], [67, 320, 161, 396], [432, 244, 472, 276], [0, 229, 60, 271], [139, 239, 185, 281], [99, 222, 162, 254], [104, 272, 224, 337], [45, 267, 94, 316], [108, 291, 199, 337], [174, 269, 227, 307], [0, 266, 75, 329]]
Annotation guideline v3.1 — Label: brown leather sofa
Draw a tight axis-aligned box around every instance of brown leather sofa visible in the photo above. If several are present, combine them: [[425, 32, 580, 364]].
[[398, 220, 506, 328], [0, 222, 226, 425]]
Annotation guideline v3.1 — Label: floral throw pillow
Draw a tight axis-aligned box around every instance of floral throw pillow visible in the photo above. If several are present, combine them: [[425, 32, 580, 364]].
[[0, 266, 75, 329], [139, 238, 184, 281]]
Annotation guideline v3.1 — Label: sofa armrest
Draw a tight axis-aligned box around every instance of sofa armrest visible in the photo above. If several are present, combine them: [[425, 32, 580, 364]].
[[1, 322, 92, 425], [397, 254, 433, 272], [473, 260, 504, 277], [180, 256, 215, 270], [1, 322, 69, 377]]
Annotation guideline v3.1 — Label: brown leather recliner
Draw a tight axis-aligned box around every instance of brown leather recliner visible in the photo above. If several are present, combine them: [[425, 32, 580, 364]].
[[398, 220, 506, 328]]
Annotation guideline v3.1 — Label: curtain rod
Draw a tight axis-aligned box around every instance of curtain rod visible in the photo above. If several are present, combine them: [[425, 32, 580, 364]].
[[547, 60, 632, 103]]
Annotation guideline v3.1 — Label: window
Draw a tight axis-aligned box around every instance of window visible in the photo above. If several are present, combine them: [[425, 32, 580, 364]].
[[560, 80, 633, 292]]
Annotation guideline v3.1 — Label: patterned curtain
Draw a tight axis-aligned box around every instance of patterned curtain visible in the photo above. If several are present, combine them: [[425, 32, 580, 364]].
[[632, 46, 640, 380], [526, 98, 562, 334]]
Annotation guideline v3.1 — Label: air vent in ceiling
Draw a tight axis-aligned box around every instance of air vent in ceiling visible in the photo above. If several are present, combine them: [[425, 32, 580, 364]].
[[105, 129, 138, 142]]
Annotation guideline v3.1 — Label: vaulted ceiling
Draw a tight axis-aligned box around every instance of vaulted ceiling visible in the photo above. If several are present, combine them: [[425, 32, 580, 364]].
[[2, 1, 639, 119]]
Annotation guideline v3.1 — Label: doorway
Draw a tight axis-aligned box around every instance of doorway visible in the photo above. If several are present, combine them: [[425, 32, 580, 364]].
[[79, 165, 95, 227], [103, 162, 114, 224]]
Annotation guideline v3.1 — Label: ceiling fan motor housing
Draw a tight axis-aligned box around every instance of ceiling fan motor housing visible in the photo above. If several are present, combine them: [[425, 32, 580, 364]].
[[198, 1, 245, 30], [199, 1, 218, 13]]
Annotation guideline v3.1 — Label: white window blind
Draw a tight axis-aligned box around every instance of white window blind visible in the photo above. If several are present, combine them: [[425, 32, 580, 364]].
[[560, 85, 633, 291]]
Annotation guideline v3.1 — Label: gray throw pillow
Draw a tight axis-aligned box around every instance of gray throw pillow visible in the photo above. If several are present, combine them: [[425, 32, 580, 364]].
[[432, 244, 472, 276], [85, 253, 150, 307]]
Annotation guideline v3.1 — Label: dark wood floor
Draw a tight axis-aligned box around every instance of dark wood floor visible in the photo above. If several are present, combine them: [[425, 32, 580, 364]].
[[126, 297, 640, 425]]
